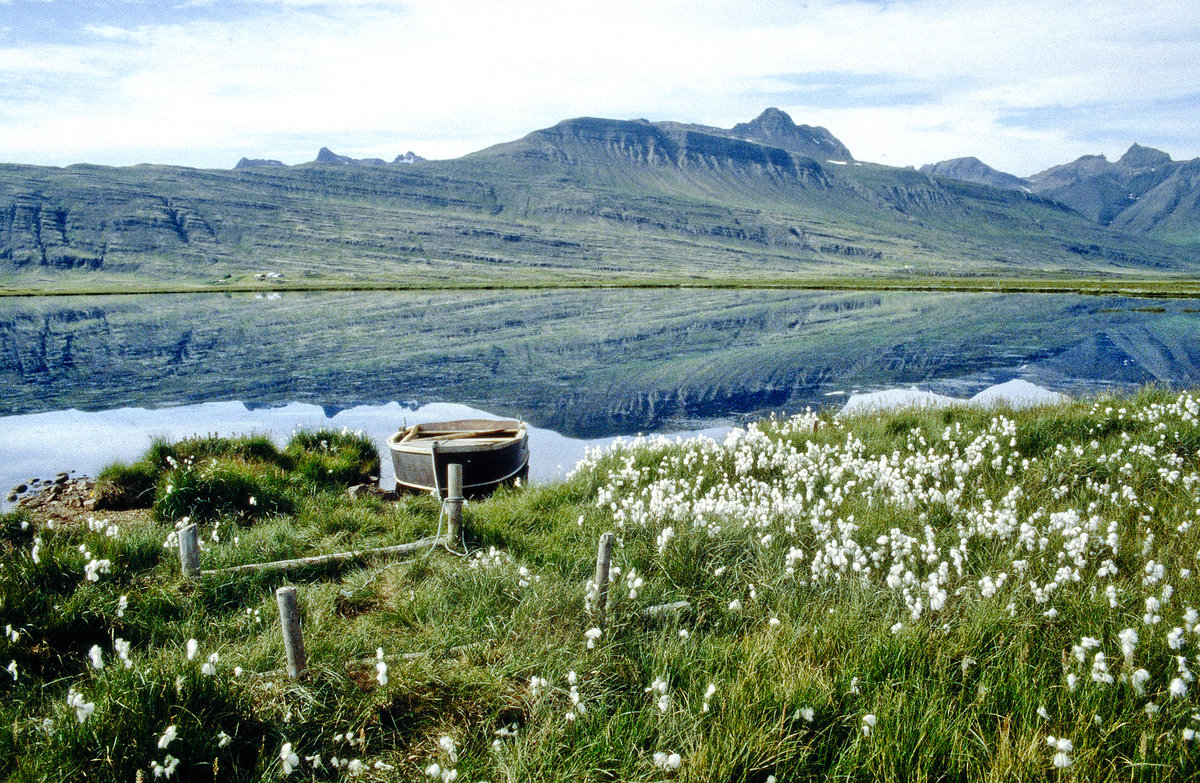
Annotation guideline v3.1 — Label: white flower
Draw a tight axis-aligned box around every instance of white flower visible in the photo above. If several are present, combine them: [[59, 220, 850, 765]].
[[114, 638, 132, 669], [150, 754, 181, 779], [652, 751, 682, 770], [201, 652, 219, 677], [5, 660, 16, 681], [185, 639, 199, 660], [87, 645, 104, 670], [584, 627, 602, 649], [1171, 678, 1189, 699], [218, 731, 231, 748], [861, 713, 876, 737], [158, 724, 178, 749], [439, 735, 458, 763], [66, 687, 95, 723], [800, 707, 815, 722], [1132, 668, 1151, 695], [1119, 628, 1138, 663], [280, 742, 299, 775], [728, 599, 742, 611]]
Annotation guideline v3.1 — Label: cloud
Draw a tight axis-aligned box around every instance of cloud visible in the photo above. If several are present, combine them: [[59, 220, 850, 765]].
[[0, 0, 1195, 172]]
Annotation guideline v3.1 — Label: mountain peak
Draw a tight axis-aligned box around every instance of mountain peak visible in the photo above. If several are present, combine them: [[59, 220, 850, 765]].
[[918, 157, 1027, 190], [316, 147, 353, 164], [731, 108, 853, 162], [1118, 143, 1172, 170]]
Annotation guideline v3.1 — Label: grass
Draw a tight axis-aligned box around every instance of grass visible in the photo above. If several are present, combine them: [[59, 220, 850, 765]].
[[3, 390, 1200, 780], [5, 276, 1200, 299]]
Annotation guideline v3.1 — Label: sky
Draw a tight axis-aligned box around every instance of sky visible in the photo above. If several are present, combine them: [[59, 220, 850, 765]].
[[0, 0, 1197, 176]]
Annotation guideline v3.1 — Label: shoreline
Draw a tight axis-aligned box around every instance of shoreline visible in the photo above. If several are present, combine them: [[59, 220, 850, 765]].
[[4, 275, 1200, 300]]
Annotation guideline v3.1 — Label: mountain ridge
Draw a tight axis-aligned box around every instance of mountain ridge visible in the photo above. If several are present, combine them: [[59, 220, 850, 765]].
[[922, 143, 1199, 241], [1, 109, 1197, 288]]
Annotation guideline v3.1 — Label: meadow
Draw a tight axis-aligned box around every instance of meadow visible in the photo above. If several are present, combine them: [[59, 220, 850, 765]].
[[2, 388, 1200, 781]]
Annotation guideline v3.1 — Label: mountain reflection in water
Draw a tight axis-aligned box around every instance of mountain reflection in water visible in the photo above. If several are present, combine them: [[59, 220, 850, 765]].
[[1, 289, 1197, 439]]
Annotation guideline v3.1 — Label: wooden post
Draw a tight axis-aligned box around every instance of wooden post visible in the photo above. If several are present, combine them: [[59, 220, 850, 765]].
[[275, 586, 307, 680], [593, 532, 614, 620], [445, 463, 463, 542], [178, 523, 200, 578]]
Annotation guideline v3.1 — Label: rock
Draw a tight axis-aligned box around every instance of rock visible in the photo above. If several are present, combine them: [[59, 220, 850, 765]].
[[14, 484, 27, 494], [5, 492, 16, 502], [83, 498, 97, 510], [54, 473, 69, 485]]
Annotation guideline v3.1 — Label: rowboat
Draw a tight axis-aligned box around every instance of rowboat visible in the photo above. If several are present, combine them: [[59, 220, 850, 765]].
[[386, 419, 529, 498]]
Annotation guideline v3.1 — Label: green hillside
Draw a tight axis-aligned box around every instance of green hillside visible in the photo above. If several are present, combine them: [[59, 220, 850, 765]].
[[2, 110, 1198, 293]]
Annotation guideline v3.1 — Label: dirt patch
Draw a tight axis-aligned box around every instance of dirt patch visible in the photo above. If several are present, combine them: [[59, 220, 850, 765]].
[[12, 477, 153, 529]]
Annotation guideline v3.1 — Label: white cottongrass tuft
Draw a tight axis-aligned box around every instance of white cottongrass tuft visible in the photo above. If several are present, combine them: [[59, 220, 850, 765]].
[[376, 648, 388, 686], [87, 645, 104, 670], [861, 713, 876, 737], [1131, 668, 1151, 696], [652, 751, 682, 770], [157, 724, 178, 749], [66, 687, 95, 723], [280, 742, 299, 775]]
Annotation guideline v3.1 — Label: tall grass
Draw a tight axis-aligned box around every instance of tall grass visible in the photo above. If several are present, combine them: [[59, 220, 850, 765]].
[[3, 393, 1200, 780]]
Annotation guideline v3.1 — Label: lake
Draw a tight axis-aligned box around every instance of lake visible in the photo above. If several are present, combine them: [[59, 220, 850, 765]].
[[2, 289, 1198, 497]]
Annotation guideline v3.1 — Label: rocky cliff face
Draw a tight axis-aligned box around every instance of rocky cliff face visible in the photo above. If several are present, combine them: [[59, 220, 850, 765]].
[[518, 116, 831, 186]]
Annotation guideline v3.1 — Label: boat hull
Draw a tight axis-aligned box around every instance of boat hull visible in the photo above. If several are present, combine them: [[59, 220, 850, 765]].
[[386, 419, 529, 498]]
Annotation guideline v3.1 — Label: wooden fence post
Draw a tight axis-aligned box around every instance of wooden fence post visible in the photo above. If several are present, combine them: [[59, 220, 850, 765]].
[[275, 586, 307, 680], [178, 523, 200, 578], [593, 532, 614, 620], [445, 463, 464, 542]]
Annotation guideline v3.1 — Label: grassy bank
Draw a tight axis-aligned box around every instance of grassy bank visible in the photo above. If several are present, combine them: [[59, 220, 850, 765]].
[[3, 390, 1200, 780], [4, 275, 1200, 299]]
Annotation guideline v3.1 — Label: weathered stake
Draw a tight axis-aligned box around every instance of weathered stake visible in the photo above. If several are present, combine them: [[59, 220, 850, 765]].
[[178, 523, 200, 578], [445, 463, 464, 542], [593, 531, 614, 620], [275, 586, 307, 680]]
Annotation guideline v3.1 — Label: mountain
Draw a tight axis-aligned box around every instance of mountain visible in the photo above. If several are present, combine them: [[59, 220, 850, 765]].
[[921, 143, 1200, 245], [1024, 143, 1183, 225], [310, 147, 425, 167], [728, 108, 853, 162], [1, 110, 1197, 288], [919, 157, 1028, 191], [234, 157, 285, 169]]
